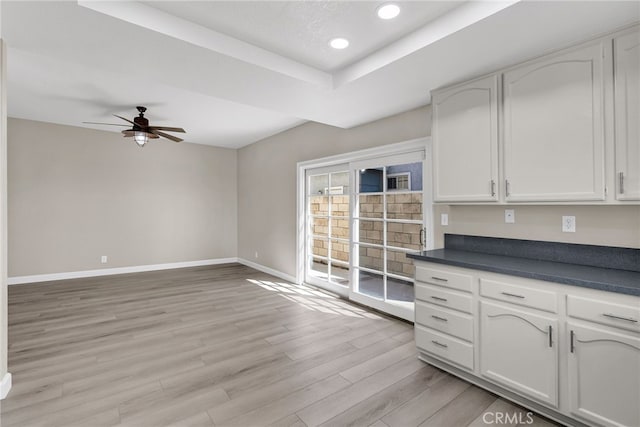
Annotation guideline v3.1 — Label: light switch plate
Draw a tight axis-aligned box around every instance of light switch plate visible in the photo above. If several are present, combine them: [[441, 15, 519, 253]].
[[562, 216, 576, 232], [441, 213, 449, 226], [505, 209, 515, 224]]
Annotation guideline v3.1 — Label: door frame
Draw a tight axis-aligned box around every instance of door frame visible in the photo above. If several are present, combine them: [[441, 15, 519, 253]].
[[296, 137, 433, 301]]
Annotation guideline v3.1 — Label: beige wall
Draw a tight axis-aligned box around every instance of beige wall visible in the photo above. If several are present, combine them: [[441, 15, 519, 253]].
[[238, 105, 640, 279], [435, 205, 640, 249], [237, 106, 432, 277], [8, 118, 238, 277]]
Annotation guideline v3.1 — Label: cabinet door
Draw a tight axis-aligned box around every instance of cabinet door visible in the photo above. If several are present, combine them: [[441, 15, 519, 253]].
[[503, 42, 605, 202], [432, 75, 499, 202], [614, 30, 640, 201], [480, 301, 558, 407], [568, 323, 640, 427]]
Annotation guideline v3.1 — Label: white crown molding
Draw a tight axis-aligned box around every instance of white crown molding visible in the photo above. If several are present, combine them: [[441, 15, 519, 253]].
[[237, 258, 297, 284], [8, 258, 238, 285], [1, 373, 12, 400], [77, 0, 332, 88]]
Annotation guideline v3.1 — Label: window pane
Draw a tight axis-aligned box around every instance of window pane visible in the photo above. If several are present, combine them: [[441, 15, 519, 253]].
[[309, 174, 329, 195], [386, 222, 421, 250], [330, 218, 349, 239], [357, 269, 384, 300], [311, 237, 328, 258], [358, 194, 383, 218], [357, 220, 383, 245], [385, 162, 422, 191], [387, 277, 414, 302], [330, 239, 349, 264], [386, 249, 415, 278], [311, 217, 328, 238], [386, 193, 422, 220], [309, 256, 328, 280], [309, 195, 328, 216], [330, 171, 350, 194], [359, 168, 383, 193], [330, 195, 349, 216], [358, 245, 384, 271], [330, 261, 349, 286]]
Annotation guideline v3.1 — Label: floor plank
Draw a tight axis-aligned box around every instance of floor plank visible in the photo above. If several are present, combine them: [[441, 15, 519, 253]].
[[1, 263, 560, 427]]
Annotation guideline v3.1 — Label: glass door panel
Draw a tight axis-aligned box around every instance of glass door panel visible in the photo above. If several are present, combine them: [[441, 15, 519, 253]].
[[305, 166, 351, 294], [351, 157, 426, 321]]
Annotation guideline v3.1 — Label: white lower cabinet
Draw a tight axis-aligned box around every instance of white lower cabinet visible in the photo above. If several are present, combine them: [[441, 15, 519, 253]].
[[414, 260, 640, 427], [567, 323, 640, 427], [480, 301, 558, 407]]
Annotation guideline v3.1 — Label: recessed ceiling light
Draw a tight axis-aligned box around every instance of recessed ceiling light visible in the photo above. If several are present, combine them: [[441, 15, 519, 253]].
[[377, 3, 400, 20], [329, 38, 349, 49]]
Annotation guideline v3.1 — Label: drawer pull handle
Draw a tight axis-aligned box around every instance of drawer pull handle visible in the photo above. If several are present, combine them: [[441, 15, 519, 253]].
[[501, 292, 525, 299], [431, 315, 448, 322], [430, 296, 448, 302], [431, 276, 448, 282], [431, 340, 448, 348], [548, 325, 553, 348], [603, 313, 638, 323]]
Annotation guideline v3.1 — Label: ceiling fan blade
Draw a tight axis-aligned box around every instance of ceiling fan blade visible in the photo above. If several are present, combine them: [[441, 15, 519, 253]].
[[150, 129, 183, 143], [148, 126, 186, 133], [83, 121, 129, 127], [121, 130, 134, 137], [113, 114, 136, 125]]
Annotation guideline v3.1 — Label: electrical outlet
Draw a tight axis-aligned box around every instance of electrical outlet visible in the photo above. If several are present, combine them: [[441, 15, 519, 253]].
[[562, 216, 576, 233], [505, 209, 515, 224], [441, 213, 449, 226], [101, 255, 108, 264]]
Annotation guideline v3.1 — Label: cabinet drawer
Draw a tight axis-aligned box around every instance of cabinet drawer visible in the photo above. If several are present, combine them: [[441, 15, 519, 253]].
[[415, 266, 473, 293], [480, 279, 558, 313], [415, 325, 474, 371], [415, 283, 473, 314], [567, 295, 640, 333], [415, 301, 474, 342]]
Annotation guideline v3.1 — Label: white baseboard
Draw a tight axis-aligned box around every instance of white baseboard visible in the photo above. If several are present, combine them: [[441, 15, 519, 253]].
[[1, 372, 11, 400], [8, 258, 239, 285], [237, 258, 297, 283]]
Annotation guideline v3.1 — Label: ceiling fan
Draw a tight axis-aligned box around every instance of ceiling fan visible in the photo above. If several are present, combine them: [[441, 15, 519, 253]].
[[83, 106, 186, 147]]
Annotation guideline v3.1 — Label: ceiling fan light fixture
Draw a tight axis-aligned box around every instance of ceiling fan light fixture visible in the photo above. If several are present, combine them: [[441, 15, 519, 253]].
[[134, 131, 149, 147], [377, 3, 400, 20]]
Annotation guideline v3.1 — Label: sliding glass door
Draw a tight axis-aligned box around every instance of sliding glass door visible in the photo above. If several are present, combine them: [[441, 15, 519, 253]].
[[300, 143, 430, 321], [350, 152, 426, 320]]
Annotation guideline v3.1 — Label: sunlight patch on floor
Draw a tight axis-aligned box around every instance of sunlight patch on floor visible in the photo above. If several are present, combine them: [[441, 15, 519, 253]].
[[246, 279, 383, 319]]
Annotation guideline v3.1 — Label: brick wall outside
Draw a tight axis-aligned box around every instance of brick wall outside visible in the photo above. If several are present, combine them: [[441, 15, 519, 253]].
[[310, 193, 423, 279]]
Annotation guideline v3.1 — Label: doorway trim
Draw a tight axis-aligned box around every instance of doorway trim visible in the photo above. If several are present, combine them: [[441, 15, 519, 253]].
[[296, 137, 433, 294]]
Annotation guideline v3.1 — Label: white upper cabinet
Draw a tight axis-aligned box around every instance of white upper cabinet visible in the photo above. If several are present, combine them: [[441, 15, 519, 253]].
[[503, 42, 606, 202], [614, 31, 640, 201], [432, 75, 499, 202]]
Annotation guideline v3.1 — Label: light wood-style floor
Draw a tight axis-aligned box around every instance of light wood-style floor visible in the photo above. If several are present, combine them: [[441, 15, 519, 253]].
[[1, 264, 558, 427]]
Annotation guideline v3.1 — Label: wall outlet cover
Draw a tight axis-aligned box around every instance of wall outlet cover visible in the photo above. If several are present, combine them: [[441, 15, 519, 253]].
[[562, 216, 576, 233], [505, 209, 515, 224], [101, 255, 108, 264], [441, 213, 449, 226]]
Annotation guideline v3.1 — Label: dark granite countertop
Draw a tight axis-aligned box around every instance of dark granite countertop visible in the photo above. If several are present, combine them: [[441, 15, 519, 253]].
[[407, 239, 640, 297]]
